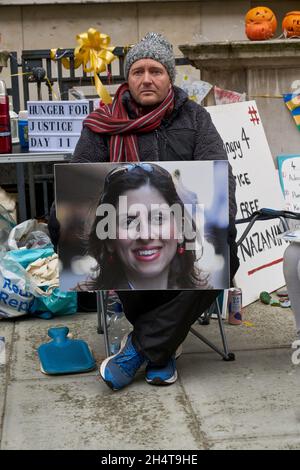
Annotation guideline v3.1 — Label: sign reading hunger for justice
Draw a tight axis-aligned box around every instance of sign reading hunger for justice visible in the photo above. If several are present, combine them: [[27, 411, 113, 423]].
[[28, 100, 90, 152], [206, 100, 287, 306]]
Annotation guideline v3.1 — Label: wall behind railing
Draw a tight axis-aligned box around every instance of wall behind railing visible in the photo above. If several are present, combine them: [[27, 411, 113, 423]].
[[1, 1, 298, 65], [1, 0, 300, 151], [1, 1, 299, 51]]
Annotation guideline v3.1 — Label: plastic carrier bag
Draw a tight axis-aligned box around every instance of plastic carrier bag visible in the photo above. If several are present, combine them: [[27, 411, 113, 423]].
[[0, 248, 77, 319], [1, 216, 77, 319], [25, 251, 77, 318], [7, 247, 54, 268], [4, 248, 77, 319], [30, 288, 77, 318], [0, 250, 47, 319], [7, 219, 50, 250]]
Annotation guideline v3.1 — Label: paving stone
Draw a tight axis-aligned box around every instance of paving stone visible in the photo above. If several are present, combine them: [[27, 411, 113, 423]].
[[11, 313, 104, 381], [1, 375, 204, 450], [178, 348, 300, 444], [2, 298, 300, 450], [0, 321, 14, 436], [183, 299, 296, 355], [211, 435, 300, 450]]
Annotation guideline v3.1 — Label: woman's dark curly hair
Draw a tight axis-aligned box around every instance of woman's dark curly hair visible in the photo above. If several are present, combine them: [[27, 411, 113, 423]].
[[84, 163, 208, 290]]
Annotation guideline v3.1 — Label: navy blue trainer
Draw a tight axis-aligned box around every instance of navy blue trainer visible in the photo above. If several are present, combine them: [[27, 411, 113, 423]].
[[100, 333, 145, 390], [145, 356, 177, 385]]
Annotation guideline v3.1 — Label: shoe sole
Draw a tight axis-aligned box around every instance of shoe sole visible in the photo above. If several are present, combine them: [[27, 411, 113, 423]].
[[145, 349, 180, 386], [99, 334, 132, 391], [145, 369, 178, 386], [98, 372, 116, 391]]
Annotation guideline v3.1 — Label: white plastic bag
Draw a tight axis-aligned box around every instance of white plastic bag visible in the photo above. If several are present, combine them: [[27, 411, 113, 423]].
[[7, 219, 49, 250], [0, 251, 48, 318]]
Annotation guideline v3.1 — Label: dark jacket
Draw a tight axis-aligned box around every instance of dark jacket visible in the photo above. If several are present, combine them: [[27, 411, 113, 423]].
[[49, 85, 239, 276], [72, 86, 237, 223]]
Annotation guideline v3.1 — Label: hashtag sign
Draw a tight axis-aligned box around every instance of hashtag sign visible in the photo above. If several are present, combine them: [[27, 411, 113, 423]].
[[248, 105, 260, 125]]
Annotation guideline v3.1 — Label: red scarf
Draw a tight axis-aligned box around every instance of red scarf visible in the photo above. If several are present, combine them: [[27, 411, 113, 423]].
[[83, 83, 174, 162]]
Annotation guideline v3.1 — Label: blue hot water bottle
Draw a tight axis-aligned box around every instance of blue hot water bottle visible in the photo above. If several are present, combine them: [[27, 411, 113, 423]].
[[37, 326, 96, 375]]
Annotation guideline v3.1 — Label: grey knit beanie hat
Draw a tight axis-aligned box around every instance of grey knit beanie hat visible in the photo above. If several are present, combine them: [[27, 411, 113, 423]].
[[124, 32, 176, 83]]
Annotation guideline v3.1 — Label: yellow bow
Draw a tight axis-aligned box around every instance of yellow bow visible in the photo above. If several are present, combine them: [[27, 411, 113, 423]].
[[51, 28, 116, 104]]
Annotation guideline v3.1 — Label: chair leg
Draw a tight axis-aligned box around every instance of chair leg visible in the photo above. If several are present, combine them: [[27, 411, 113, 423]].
[[97, 291, 235, 361], [96, 291, 104, 334], [96, 291, 111, 357], [190, 296, 235, 361], [215, 298, 235, 361]]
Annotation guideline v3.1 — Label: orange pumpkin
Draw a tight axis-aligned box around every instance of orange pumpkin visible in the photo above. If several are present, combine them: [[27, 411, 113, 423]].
[[245, 21, 274, 41], [282, 11, 300, 38], [245, 6, 277, 40]]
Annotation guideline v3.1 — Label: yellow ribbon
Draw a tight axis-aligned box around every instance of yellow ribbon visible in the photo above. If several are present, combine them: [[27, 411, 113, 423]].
[[51, 28, 116, 104]]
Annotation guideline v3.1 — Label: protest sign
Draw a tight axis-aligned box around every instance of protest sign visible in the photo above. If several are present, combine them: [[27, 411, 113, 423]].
[[55, 161, 229, 291], [28, 100, 90, 152], [207, 101, 287, 306], [277, 154, 300, 213]]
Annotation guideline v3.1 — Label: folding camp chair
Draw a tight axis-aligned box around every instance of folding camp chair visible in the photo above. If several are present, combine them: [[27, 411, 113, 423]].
[[96, 208, 300, 360], [96, 289, 235, 360]]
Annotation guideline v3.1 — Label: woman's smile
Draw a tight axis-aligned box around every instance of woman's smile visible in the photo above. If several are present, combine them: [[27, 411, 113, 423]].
[[132, 245, 162, 262]]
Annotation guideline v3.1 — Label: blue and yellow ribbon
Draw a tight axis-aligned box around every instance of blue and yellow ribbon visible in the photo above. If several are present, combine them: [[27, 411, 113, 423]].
[[283, 93, 300, 130]]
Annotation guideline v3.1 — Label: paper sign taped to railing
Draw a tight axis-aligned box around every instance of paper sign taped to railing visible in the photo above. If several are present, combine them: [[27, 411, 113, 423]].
[[206, 101, 287, 306], [28, 100, 90, 152], [277, 154, 300, 213]]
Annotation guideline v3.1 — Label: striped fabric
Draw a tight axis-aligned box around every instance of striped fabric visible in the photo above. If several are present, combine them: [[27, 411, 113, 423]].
[[83, 83, 174, 162], [283, 93, 300, 130]]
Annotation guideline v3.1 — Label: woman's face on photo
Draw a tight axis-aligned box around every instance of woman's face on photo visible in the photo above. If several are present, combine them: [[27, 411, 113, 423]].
[[110, 184, 180, 279]]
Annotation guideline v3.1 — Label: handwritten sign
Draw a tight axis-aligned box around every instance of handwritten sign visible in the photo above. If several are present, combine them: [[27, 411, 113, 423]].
[[206, 101, 287, 306], [27, 100, 90, 152], [277, 154, 300, 213]]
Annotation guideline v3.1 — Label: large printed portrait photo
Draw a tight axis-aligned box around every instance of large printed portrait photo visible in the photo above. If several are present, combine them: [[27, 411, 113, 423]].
[[55, 161, 229, 290]]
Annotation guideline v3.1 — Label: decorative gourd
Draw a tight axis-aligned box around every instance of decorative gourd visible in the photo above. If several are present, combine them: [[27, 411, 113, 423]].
[[245, 6, 277, 40], [282, 11, 300, 38]]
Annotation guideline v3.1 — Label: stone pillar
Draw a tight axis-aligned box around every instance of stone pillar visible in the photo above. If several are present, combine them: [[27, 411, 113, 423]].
[[179, 39, 300, 163]]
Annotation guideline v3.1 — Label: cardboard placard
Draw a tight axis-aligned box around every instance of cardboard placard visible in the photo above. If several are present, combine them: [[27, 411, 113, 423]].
[[206, 101, 287, 306]]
